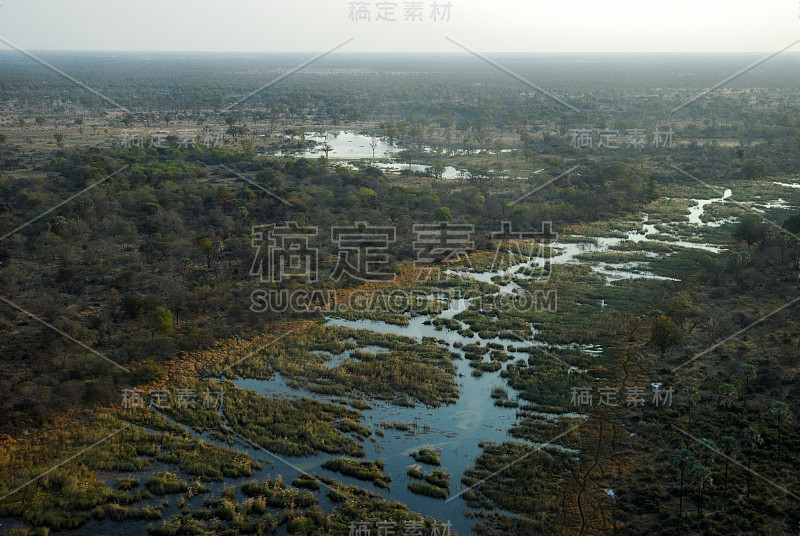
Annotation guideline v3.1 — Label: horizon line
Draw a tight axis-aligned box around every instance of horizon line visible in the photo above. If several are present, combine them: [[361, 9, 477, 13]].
[[2, 49, 799, 55]]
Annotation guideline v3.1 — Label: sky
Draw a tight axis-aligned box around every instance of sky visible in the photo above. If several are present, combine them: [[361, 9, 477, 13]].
[[0, 0, 797, 53]]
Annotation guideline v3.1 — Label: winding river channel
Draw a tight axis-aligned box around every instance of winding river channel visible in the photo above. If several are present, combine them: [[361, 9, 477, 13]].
[[194, 201, 734, 534]]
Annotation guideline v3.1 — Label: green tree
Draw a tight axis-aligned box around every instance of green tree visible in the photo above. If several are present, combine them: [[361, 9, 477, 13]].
[[146, 307, 174, 338], [740, 427, 763, 498], [681, 386, 700, 435], [429, 163, 445, 180], [740, 363, 756, 416], [689, 464, 712, 518], [216, 185, 232, 205], [236, 206, 249, 224], [240, 138, 254, 153], [199, 237, 222, 269], [664, 292, 700, 330], [784, 214, 800, 234], [670, 449, 695, 518], [717, 383, 737, 425], [256, 169, 284, 190], [434, 207, 453, 222], [650, 315, 683, 358], [242, 187, 257, 201], [135, 358, 167, 383], [718, 436, 737, 511], [733, 214, 766, 247], [770, 401, 790, 463], [742, 158, 767, 179]]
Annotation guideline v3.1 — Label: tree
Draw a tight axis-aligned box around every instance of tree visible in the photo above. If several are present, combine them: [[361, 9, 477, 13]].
[[53, 132, 64, 148], [784, 214, 800, 234], [226, 125, 245, 138], [689, 464, 712, 518], [603, 161, 631, 183], [146, 307, 174, 338], [742, 158, 767, 179], [242, 187, 257, 201], [180, 257, 192, 279], [740, 363, 756, 416], [650, 315, 683, 358], [522, 149, 537, 163], [434, 207, 453, 222], [717, 383, 737, 425], [216, 185, 232, 205], [670, 449, 695, 518], [664, 292, 700, 330], [770, 401, 790, 463], [717, 436, 737, 511], [370, 137, 378, 158], [240, 138, 254, 153], [740, 427, 762, 497], [135, 358, 167, 383], [199, 237, 222, 269], [357, 187, 377, 206], [429, 162, 445, 180], [700, 307, 726, 349], [733, 214, 766, 247], [681, 386, 700, 435], [257, 169, 284, 190]]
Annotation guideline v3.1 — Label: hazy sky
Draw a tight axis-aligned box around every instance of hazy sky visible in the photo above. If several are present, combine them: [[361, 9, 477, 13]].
[[0, 0, 797, 53]]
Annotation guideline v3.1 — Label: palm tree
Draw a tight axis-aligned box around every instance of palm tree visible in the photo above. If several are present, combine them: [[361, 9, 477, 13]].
[[682, 386, 700, 435], [718, 383, 737, 426], [670, 449, 695, 518], [770, 401, 791, 463], [740, 363, 756, 416], [696, 439, 716, 467], [690, 464, 712, 518], [717, 436, 738, 511], [740, 427, 763, 498]]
